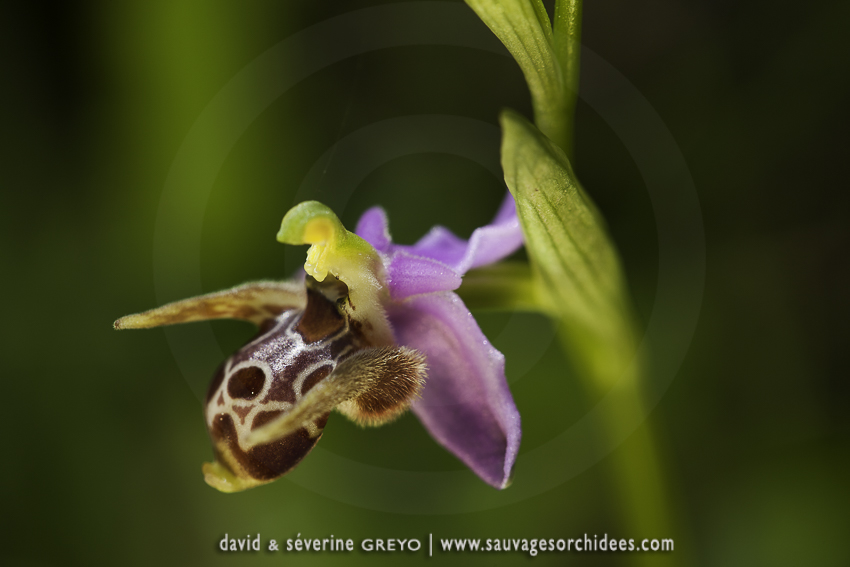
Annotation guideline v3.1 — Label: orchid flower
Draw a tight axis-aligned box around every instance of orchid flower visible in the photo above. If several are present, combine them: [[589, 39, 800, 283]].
[[115, 196, 523, 492]]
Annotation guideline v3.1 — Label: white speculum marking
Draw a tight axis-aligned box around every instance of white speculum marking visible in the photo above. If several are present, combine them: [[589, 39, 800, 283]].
[[205, 308, 357, 448]]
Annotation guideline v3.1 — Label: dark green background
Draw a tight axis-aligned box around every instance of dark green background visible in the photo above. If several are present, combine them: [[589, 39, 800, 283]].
[[3, 1, 847, 565]]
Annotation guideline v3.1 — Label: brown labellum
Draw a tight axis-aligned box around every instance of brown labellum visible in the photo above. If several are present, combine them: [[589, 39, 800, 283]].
[[201, 278, 427, 492], [115, 276, 427, 493]]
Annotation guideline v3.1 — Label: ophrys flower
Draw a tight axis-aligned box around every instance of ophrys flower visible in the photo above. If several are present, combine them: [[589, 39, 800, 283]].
[[115, 197, 523, 491]]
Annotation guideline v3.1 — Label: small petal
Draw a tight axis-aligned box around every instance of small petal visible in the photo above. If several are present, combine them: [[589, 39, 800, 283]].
[[386, 250, 462, 300], [113, 280, 305, 329], [387, 292, 521, 489]]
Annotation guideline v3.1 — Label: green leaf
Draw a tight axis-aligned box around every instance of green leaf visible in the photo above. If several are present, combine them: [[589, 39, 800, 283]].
[[465, 0, 575, 155], [500, 109, 639, 387]]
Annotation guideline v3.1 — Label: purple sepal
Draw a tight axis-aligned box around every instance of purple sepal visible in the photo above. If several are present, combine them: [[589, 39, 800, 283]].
[[388, 292, 521, 489], [405, 192, 523, 274], [492, 191, 519, 224], [355, 207, 392, 253], [356, 193, 523, 276], [355, 193, 523, 488], [386, 250, 462, 300]]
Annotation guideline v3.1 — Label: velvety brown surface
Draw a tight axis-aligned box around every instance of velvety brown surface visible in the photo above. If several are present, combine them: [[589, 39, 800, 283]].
[[211, 413, 327, 481]]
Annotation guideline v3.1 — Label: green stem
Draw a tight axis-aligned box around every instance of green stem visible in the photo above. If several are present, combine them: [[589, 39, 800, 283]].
[[553, 0, 582, 160], [467, 3, 681, 560], [464, 0, 575, 154], [572, 345, 680, 566]]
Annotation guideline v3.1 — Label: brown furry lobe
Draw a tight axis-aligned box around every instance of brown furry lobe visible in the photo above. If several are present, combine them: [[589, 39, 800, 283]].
[[335, 347, 427, 426]]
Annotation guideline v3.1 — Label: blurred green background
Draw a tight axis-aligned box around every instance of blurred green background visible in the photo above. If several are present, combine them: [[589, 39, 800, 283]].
[[2, 1, 848, 566]]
